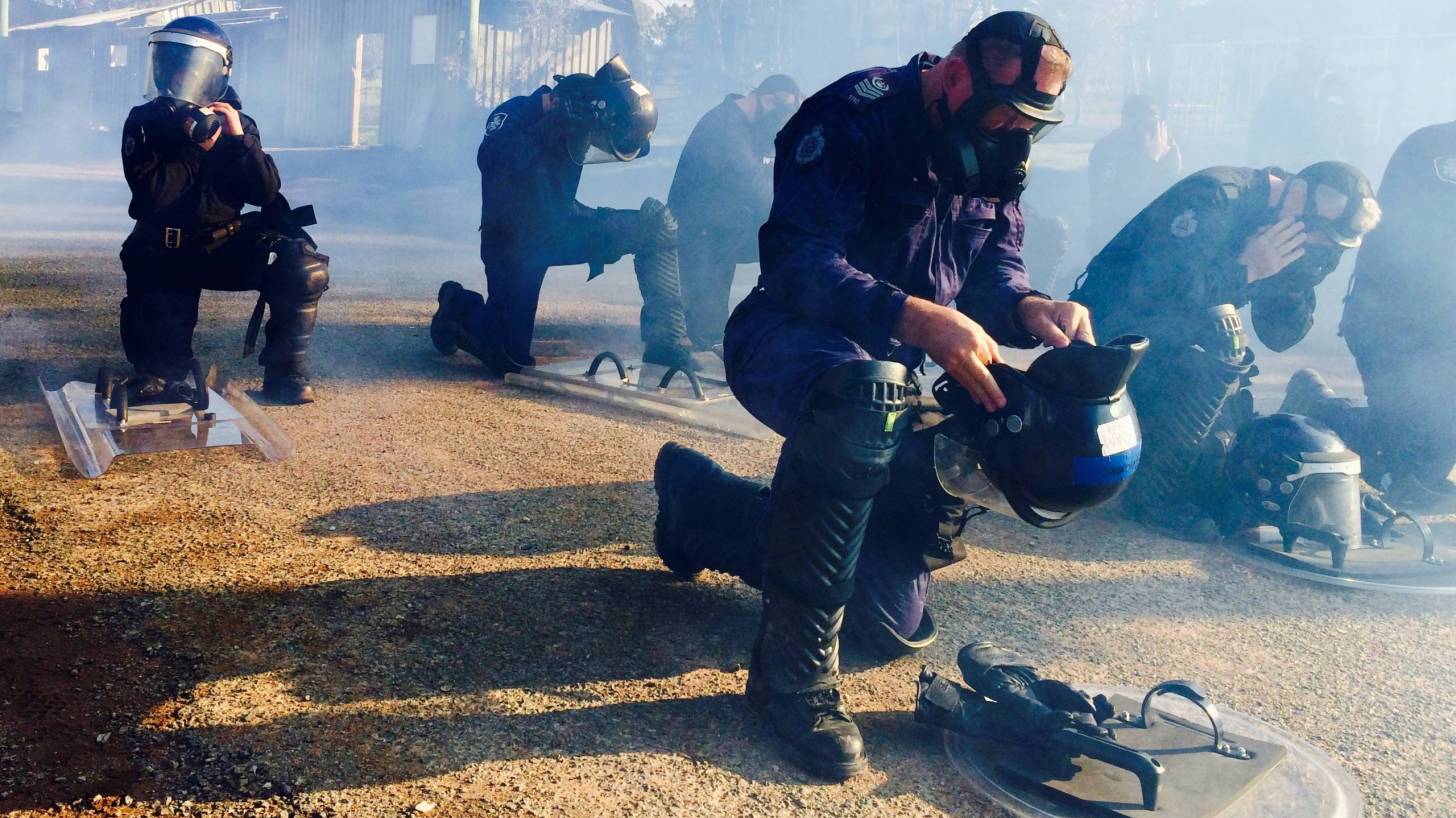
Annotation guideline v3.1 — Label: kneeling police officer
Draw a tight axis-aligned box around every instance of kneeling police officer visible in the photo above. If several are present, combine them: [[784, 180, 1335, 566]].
[[653, 13, 1093, 780], [432, 57, 696, 374], [121, 16, 328, 405]]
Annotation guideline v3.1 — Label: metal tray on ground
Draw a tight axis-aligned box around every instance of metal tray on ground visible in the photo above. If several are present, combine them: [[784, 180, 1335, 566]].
[[505, 351, 773, 440], [1231, 525, 1456, 595]]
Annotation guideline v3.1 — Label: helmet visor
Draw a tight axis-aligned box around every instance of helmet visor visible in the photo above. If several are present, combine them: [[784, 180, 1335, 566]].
[[1286, 471, 1362, 549], [932, 433, 1074, 525], [146, 34, 230, 106]]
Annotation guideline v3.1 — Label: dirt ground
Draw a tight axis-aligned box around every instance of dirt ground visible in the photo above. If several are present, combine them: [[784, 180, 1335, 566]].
[[2, 158, 1454, 818]]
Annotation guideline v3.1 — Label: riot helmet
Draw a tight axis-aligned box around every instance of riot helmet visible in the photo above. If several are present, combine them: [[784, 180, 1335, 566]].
[[931, 334, 1149, 528], [552, 56, 657, 165], [1224, 413, 1362, 557], [146, 16, 233, 107], [931, 12, 1069, 199]]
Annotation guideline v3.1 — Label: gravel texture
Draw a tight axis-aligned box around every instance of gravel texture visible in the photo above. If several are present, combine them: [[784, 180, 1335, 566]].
[[1, 160, 1453, 818]]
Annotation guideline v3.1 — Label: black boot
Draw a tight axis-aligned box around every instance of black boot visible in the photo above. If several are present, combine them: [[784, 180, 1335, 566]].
[[258, 237, 328, 404], [431, 281, 531, 376], [262, 363, 315, 404], [653, 443, 768, 582], [746, 361, 909, 781]]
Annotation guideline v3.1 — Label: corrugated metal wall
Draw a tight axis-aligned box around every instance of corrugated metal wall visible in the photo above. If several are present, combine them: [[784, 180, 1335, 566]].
[[475, 19, 613, 109], [283, 0, 472, 148]]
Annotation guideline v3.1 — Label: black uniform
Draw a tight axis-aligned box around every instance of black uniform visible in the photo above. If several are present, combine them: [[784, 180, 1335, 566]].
[[667, 94, 775, 349], [119, 96, 328, 384], [1336, 122, 1456, 484]]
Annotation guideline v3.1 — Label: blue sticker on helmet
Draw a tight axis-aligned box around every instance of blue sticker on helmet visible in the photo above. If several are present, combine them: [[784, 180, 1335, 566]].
[[1073, 445, 1141, 487]]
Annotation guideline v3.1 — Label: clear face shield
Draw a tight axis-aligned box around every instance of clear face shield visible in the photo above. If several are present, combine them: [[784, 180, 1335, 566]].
[[145, 33, 231, 107], [932, 433, 1077, 526], [1282, 452, 1363, 549]]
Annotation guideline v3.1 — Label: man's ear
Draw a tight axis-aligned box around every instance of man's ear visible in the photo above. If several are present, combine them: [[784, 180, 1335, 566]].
[[1279, 178, 1308, 220], [944, 56, 974, 98]]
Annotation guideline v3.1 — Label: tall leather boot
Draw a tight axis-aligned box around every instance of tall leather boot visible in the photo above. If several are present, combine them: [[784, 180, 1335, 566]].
[[653, 442, 769, 584], [746, 361, 909, 781]]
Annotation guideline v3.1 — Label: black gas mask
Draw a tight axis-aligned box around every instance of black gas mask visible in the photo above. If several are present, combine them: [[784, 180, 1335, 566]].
[[929, 12, 1068, 199]]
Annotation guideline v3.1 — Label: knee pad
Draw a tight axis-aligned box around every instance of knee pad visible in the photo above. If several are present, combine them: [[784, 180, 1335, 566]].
[[787, 360, 912, 496], [265, 238, 330, 303]]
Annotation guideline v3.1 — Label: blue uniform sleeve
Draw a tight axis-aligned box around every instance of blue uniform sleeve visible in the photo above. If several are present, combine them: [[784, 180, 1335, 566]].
[[957, 198, 1043, 348], [478, 107, 552, 223], [758, 107, 908, 356]]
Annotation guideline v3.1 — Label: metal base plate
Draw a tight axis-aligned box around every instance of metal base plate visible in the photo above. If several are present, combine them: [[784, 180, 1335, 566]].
[[1232, 527, 1456, 595], [947, 685, 1363, 818], [505, 353, 772, 440], [40, 377, 294, 478]]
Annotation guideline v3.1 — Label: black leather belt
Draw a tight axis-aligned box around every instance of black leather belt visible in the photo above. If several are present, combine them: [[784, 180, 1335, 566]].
[[141, 219, 243, 250]]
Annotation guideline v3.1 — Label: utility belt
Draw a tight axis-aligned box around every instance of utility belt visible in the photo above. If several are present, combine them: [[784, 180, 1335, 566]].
[[135, 219, 245, 252]]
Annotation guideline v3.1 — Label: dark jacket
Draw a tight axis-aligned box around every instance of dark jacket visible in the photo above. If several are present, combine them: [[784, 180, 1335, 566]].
[[1071, 166, 1316, 352], [121, 96, 280, 238], [667, 94, 775, 240], [744, 53, 1039, 362]]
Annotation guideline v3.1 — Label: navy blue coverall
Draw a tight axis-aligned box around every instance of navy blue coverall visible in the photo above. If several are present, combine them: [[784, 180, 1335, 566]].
[[723, 54, 1044, 644], [471, 87, 641, 364]]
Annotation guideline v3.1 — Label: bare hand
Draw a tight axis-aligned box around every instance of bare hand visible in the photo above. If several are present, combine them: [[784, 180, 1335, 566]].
[[207, 102, 245, 136], [1239, 217, 1307, 283], [1143, 119, 1172, 162], [896, 298, 1006, 412], [1018, 297, 1096, 348]]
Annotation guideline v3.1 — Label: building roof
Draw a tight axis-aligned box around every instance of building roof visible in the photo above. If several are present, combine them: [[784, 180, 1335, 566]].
[[11, 1, 282, 33]]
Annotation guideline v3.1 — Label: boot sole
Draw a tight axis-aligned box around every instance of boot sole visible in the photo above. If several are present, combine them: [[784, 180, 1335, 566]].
[[747, 694, 868, 782]]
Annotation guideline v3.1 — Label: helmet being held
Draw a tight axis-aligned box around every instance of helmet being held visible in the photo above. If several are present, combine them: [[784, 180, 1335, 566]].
[[1224, 413, 1363, 561], [553, 55, 657, 165], [932, 11, 1069, 199], [931, 335, 1149, 528]]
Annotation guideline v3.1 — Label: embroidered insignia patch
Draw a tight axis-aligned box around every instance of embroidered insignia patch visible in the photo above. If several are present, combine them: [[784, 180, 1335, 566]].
[[795, 125, 826, 165], [123, 135, 137, 157], [1170, 209, 1199, 238], [1435, 156, 1456, 185], [853, 75, 891, 102], [486, 112, 509, 135]]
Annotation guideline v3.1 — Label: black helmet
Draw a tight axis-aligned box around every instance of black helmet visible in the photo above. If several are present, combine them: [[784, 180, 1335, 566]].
[[146, 16, 233, 107], [1225, 413, 1362, 554], [932, 335, 1150, 528], [552, 55, 656, 164]]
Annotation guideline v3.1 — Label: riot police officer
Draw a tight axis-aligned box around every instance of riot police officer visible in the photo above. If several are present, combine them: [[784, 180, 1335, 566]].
[[120, 16, 328, 404], [653, 13, 1090, 780], [1281, 121, 1456, 510], [1086, 95, 1182, 253], [431, 57, 696, 374], [667, 75, 800, 350], [1069, 162, 1380, 534]]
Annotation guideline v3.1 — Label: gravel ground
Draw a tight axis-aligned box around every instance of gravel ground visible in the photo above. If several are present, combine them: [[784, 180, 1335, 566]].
[[2, 160, 1454, 818]]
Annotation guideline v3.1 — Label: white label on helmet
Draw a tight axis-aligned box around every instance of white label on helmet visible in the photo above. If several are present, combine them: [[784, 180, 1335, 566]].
[[1097, 415, 1138, 456]]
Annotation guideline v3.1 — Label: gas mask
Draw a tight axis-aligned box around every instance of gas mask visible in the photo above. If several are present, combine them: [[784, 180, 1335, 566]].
[[552, 56, 657, 166], [753, 96, 797, 155], [928, 11, 1068, 199]]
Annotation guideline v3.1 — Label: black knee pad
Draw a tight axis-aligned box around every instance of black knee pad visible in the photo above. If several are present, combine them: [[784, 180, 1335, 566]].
[[788, 360, 912, 496], [264, 238, 330, 303]]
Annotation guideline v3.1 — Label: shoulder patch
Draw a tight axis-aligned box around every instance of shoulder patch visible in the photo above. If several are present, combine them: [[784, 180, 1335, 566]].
[[851, 75, 892, 103], [124, 135, 137, 157], [1170, 209, 1199, 238], [795, 125, 826, 165], [485, 111, 509, 135], [1435, 156, 1456, 185]]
